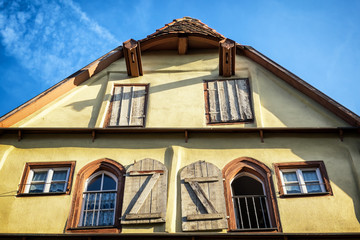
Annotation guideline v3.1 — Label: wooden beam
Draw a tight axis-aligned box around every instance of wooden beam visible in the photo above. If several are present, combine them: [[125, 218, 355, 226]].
[[219, 38, 235, 77], [187, 213, 223, 221], [178, 37, 188, 55], [123, 39, 143, 77]]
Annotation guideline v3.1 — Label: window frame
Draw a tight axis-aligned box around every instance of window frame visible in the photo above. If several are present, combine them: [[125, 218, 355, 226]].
[[105, 84, 149, 128], [18, 161, 75, 196], [203, 78, 254, 125], [274, 161, 333, 198]]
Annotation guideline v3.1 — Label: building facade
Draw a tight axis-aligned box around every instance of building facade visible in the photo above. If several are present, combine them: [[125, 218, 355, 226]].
[[0, 17, 360, 239]]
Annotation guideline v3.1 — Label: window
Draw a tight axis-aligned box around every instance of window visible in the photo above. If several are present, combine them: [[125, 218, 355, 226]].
[[18, 162, 75, 195], [106, 84, 148, 127], [66, 158, 125, 233], [274, 161, 332, 197], [79, 171, 117, 227], [204, 79, 253, 124], [223, 157, 281, 232]]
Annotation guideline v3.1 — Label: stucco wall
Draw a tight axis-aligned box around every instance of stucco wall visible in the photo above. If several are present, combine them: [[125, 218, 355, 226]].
[[0, 133, 359, 233]]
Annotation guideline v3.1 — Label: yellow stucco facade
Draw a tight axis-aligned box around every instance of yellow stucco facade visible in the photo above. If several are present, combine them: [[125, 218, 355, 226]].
[[0, 40, 359, 236]]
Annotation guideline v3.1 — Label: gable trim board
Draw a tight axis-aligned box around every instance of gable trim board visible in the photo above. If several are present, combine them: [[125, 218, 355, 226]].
[[0, 18, 359, 128]]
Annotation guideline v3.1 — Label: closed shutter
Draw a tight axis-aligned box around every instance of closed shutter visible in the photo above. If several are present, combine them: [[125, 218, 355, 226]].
[[108, 85, 146, 127], [180, 161, 228, 231], [207, 79, 253, 123], [121, 158, 168, 224]]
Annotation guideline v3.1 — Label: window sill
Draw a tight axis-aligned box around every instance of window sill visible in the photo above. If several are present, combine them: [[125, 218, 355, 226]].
[[66, 226, 121, 233], [280, 191, 332, 198], [17, 192, 68, 197]]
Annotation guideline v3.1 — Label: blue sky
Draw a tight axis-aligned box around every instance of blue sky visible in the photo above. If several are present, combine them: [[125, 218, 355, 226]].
[[0, 0, 359, 118]]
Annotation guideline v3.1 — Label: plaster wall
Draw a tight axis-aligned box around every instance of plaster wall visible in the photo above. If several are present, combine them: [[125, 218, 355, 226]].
[[13, 50, 349, 128], [0, 134, 359, 233]]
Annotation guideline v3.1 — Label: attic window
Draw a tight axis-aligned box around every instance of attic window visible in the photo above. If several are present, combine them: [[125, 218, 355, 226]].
[[106, 84, 148, 127], [204, 79, 253, 124]]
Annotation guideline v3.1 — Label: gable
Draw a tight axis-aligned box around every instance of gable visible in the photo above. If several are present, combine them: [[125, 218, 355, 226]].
[[10, 49, 351, 128]]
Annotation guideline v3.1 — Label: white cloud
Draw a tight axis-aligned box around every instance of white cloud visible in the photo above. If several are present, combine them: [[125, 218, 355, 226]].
[[0, 0, 120, 85]]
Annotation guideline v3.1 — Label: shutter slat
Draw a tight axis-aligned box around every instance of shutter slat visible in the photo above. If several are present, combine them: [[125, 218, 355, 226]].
[[216, 81, 230, 122], [227, 80, 241, 121], [207, 82, 221, 123], [119, 86, 132, 126], [129, 86, 146, 126], [236, 80, 253, 120], [109, 87, 123, 126]]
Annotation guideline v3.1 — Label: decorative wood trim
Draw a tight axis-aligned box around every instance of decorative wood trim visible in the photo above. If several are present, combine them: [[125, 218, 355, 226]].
[[123, 39, 143, 77], [178, 37, 188, 55], [222, 157, 282, 232], [273, 161, 333, 197], [17, 161, 76, 196], [219, 38, 236, 77], [65, 158, 125, 233]]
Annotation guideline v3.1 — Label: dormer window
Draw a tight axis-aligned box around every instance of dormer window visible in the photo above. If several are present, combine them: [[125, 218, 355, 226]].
[[204, 79, 253, 124], [106, 84, 148, 127]]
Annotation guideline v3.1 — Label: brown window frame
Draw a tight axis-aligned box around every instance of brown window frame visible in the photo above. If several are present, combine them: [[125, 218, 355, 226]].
[[17, 161, 76, 196], [274, 161, 333, 198], [222, 157, 282, 232], [203, 78, 254, 125], [65, 158, 125, 233], [105, 84, 149, 128]]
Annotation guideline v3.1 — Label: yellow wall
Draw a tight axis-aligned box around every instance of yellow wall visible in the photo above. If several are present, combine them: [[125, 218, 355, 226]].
[[0, 133, 359, 233], [13, 49, 349, 128]]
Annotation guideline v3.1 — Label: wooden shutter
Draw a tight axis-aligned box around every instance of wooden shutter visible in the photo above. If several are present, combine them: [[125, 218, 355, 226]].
[[121, 158, 168, 224], [108, 85, 146, 127], [207, 79, 253, 123], [180, 161, 228, 231]]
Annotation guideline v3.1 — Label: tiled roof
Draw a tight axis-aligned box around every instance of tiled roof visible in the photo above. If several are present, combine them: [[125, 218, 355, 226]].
[[144, 17, 225, 40]]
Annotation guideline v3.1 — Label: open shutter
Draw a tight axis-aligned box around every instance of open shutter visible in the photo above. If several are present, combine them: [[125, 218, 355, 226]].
[[108, 85, 147, 127], [121, 158, 168, 224], [180, 161, 228, 231], [206, 79, 253, 123]]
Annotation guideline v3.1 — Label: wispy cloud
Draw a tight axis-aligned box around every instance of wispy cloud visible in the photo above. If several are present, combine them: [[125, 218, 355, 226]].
[[0, 0, 120, 84]]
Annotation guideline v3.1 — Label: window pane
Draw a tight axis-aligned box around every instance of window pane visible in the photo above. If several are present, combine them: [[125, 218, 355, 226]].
[[303, 170, 318, 181], [103, 175, 116, 190], [283, 172, 298, 182], [86, 193, 100, 210], [101, 193, 116, 209], [306, 183, 322, 193], [84, 211, 93, 226], [49, 183, 65, 192], [87, 175, 102, 191], [285, 184, 301, 194], [52, 170, 68, 181], [32, 171, 47, 181], [29, 184, 45, 193], [98, 210, 114, 226]]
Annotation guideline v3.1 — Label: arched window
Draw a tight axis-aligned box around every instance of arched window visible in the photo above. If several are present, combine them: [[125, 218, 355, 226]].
[[223, 157, 281, 232], [66, 158, 125, 233], [79, 171, 118, 227]]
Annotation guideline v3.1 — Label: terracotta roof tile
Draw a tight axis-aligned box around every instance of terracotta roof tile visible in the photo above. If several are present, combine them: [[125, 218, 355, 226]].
[[144, 17, 225, 40]]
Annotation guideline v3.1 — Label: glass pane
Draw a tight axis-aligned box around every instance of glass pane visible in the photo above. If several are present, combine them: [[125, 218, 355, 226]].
[[49, 183, 65, 192], [86, 193, 99, 210], [306, 183, 322, 193], [52, 170, 68, 181], [84, 211, 93, 226], [98, 210, 114, 226], [101, 193, 116, 209], [32, 171, 47, 181], [29, 184, 45, 193], [103, 175, 116, 190], [283, 172, 298, 182], [285, 184, 301, 194], [303, 170, 319, 181], [87, 175, 102, 191]]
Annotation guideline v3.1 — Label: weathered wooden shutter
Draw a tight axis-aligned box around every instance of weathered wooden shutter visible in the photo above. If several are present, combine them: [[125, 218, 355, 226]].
[[121, 158, 168, 224], [207, 79, 253, 123], [180, 161, 228, 231], [109, 85, 146, 127]]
